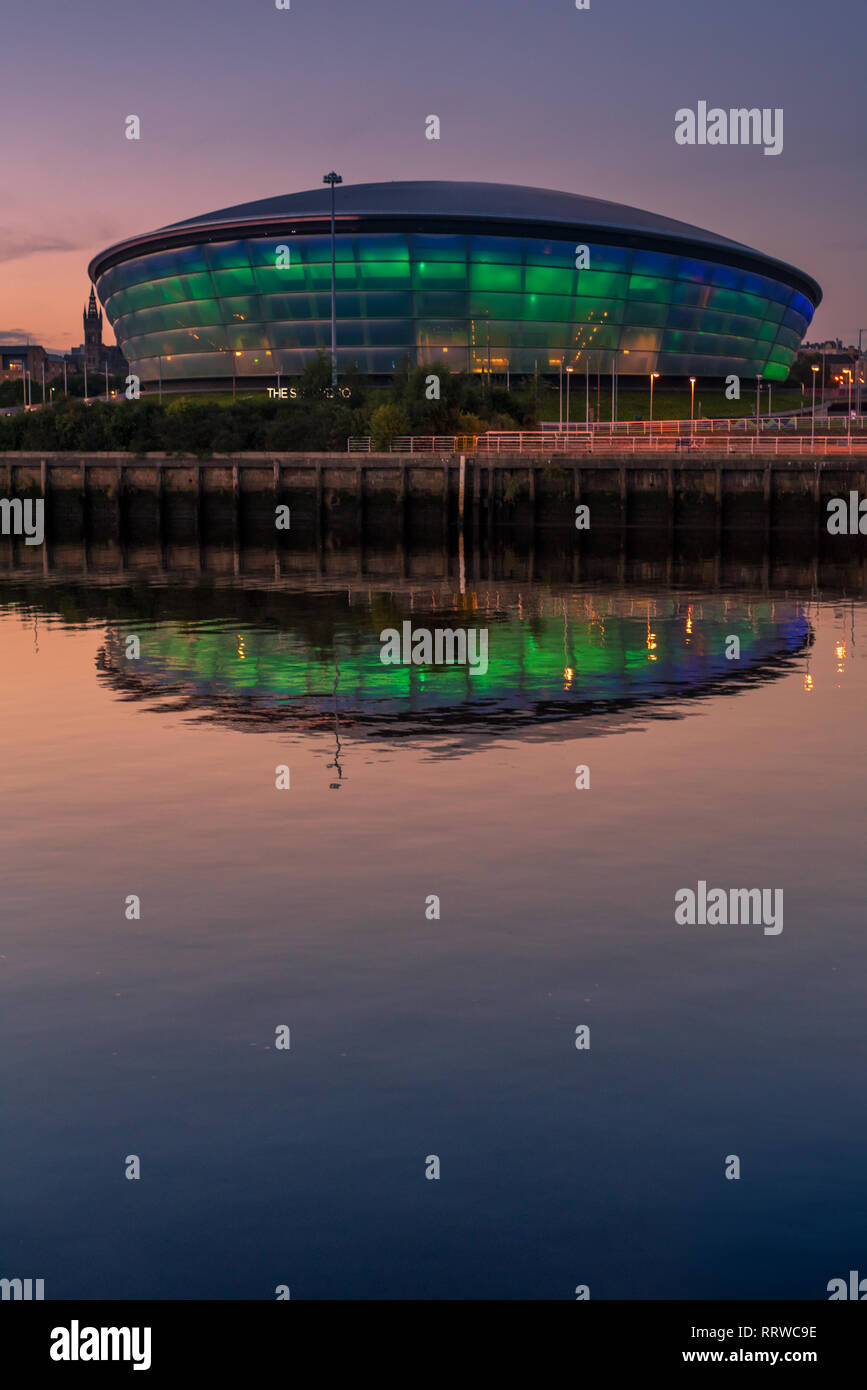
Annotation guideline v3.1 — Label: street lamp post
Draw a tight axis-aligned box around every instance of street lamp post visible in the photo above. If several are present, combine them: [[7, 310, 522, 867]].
[[756, 374, 762, 439], [811, 364, 819, 447], [566, 366, 573, 430], [611, 353, 616, 427], [689, 377, 696, 435], [649, 371, 659, 435], [323, 171, 343, 391], [596, 352, 601, 428], [585, 353, 590, 429], [821, 349, 826, 406], [558, 358, 563, 429], [846, 369, 853, 442]]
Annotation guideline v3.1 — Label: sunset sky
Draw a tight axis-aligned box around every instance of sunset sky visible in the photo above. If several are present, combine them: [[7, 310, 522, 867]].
[[1, 0, 863, 352]]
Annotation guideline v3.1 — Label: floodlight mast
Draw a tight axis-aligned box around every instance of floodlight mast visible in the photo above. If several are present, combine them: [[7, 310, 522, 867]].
[[323, 173, 343, 389]]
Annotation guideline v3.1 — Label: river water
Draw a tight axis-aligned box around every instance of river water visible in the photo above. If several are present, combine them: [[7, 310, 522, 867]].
[[1, 552, 865, 1299]]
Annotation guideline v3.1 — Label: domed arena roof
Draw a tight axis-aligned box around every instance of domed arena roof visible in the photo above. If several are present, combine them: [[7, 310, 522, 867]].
[[89, 180, 822, 303], [162, 180, 748, 248]]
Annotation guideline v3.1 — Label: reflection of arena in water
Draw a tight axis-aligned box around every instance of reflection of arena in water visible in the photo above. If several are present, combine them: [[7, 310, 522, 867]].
[[96, 592, 812, 742]]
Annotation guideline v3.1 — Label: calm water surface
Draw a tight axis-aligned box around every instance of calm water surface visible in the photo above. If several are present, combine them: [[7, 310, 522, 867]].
[[2, 568, 865, 1299]]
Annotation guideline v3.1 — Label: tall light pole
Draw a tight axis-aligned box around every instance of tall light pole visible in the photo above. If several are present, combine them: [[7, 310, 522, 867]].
[[811, 363, 819, 447], [615, 350, 625, 425], [689, 376, 696, 435], [233, 350, 241, 401], [559, 358, 563, 429], [83, 359, 88, 401], [596, 351, 601, 426], [821, 349, 826, 406], [755, 374, 762, 438], [585, 352, 589, 428], [566, 366, 573, 429], [845, 369, 853, 442], [649, 371, 659, 434], [323, 171, 343, 390]]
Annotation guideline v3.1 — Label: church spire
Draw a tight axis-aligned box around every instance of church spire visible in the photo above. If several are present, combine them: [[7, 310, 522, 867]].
[[83, 285, 104, 371]]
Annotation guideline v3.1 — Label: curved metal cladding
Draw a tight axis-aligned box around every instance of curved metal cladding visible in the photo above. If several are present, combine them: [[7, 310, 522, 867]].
[[88, 181, 821, 384]]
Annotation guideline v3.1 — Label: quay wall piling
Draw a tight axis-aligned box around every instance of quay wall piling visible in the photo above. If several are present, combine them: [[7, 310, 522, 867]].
[[1, 451, 865, 533]]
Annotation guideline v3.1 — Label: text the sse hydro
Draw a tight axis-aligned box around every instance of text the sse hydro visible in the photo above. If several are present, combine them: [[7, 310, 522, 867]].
[[88, 180, 821, 389]]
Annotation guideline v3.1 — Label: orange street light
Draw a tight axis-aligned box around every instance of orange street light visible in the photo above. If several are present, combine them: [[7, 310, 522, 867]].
[[649, 371, 660, 433]]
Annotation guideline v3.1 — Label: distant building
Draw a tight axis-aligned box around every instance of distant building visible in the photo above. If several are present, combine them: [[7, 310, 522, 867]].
[[821, 351, 857, 376], [74, 288, 128, 377], [103, 343, 129, 375], [0, 343, 62, 384]]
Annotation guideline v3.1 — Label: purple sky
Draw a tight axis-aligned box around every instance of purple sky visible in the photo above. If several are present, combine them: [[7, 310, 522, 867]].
[[1, 0, 863, 350]]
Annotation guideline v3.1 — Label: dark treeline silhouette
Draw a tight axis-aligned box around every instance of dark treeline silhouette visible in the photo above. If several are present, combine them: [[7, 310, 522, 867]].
[[0, 353, 540, 455]]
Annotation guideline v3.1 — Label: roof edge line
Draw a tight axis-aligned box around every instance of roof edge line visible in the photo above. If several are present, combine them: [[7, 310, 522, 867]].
[[88, 213, 822, 305]]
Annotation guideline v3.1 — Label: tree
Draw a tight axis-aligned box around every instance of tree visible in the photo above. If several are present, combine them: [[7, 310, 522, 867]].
[[297, 350, 333, 398], [369, 402, 410, 450]]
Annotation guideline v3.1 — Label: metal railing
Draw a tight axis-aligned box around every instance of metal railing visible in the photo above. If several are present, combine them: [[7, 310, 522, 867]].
[[474, 432, 867, 455], [347, 432, 867, 456], [541, 414, 863, 436]]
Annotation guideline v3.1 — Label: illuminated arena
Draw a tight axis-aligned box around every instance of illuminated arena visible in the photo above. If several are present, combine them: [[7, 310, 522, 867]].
[[88, 181, 821, 388]]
